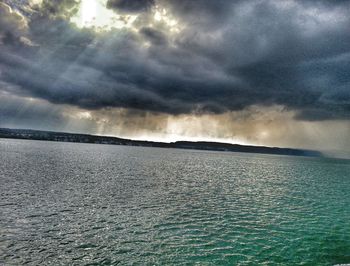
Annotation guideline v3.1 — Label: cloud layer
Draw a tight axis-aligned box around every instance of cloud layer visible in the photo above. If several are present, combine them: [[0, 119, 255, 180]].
[[0, 0, 349, 157], [0, 0, 349, 121]]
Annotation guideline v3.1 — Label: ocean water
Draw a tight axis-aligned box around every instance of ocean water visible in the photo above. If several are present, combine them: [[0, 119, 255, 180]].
[[0, 139, 349, 265]]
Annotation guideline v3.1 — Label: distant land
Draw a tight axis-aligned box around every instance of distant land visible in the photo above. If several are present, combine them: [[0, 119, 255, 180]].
[[0, 128, 323, 157]]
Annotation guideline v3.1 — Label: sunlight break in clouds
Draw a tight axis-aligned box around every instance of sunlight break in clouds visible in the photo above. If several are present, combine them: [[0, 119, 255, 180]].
[[71, 0, 137, 30], [70, 0, 179, 32]]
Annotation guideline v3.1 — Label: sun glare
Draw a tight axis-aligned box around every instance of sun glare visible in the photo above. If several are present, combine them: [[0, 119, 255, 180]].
[[154, 8, 177, 27], [153, 6, 180, 32], [81, 0, 97, 26], [71, 0, 137, 31], [71, 0, 180, 33]]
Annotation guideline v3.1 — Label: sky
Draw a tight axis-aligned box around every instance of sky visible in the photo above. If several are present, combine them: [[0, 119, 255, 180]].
[[0, 0, 349, 157]]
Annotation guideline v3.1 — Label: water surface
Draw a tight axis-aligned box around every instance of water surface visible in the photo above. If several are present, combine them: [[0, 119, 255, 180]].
[[1, 139, 349, 265]]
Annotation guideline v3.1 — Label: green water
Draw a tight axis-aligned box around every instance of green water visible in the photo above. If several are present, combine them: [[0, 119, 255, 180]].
[[0, 139, 349, 265]]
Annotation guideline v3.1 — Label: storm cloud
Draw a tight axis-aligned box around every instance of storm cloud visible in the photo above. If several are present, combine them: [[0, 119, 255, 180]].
[[107, 0, 155, 13], [0, 0, 349, 157], [0, 0, 349, 121]]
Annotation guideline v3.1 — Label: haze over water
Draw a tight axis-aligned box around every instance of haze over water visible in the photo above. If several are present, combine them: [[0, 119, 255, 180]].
[[1, 139, 350, 265]]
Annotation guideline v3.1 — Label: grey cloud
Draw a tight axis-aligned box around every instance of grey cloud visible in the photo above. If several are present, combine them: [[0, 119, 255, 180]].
[[0, 2, 28, 46], [107, 0, 154, 13], [36, 0, 80, 18], [0, 91, 66, 130], [140, 27, 167, 45], [0, 3, 26, 32], [0, 0, 349, 121], [161, 0, 237, 28]]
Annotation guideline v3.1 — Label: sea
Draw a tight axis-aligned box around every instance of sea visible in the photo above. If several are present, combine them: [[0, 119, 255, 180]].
[[1, 139, 349, 265]]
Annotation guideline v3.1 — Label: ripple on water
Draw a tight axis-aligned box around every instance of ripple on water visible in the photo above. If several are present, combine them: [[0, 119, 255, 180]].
[[0, 140, 350, 265]]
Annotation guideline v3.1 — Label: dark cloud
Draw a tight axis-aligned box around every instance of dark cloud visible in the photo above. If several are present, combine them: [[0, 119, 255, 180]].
[[139, 27, 167, 45], [107, 0, 154, 13], [160, 0, 238, 29], [0, 0, 349, 121], [37, 0, 80, 18], [0, 91, 66, 130], [0, 2, 27, 46]]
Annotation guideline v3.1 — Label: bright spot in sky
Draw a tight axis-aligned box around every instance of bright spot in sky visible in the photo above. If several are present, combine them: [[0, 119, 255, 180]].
[[153, 7, 179, 29], [70, 0, 181, 34], [71, 0, 137, 30], [29, 0, 43, 6], [81, 0, 97, 25], [76, 111, 92, 119], [154, 11, 162, 21], [259, 131, 269, 138]]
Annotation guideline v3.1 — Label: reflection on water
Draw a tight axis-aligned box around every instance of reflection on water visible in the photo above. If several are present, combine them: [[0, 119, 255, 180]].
[[1, 139, 350, 265]]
